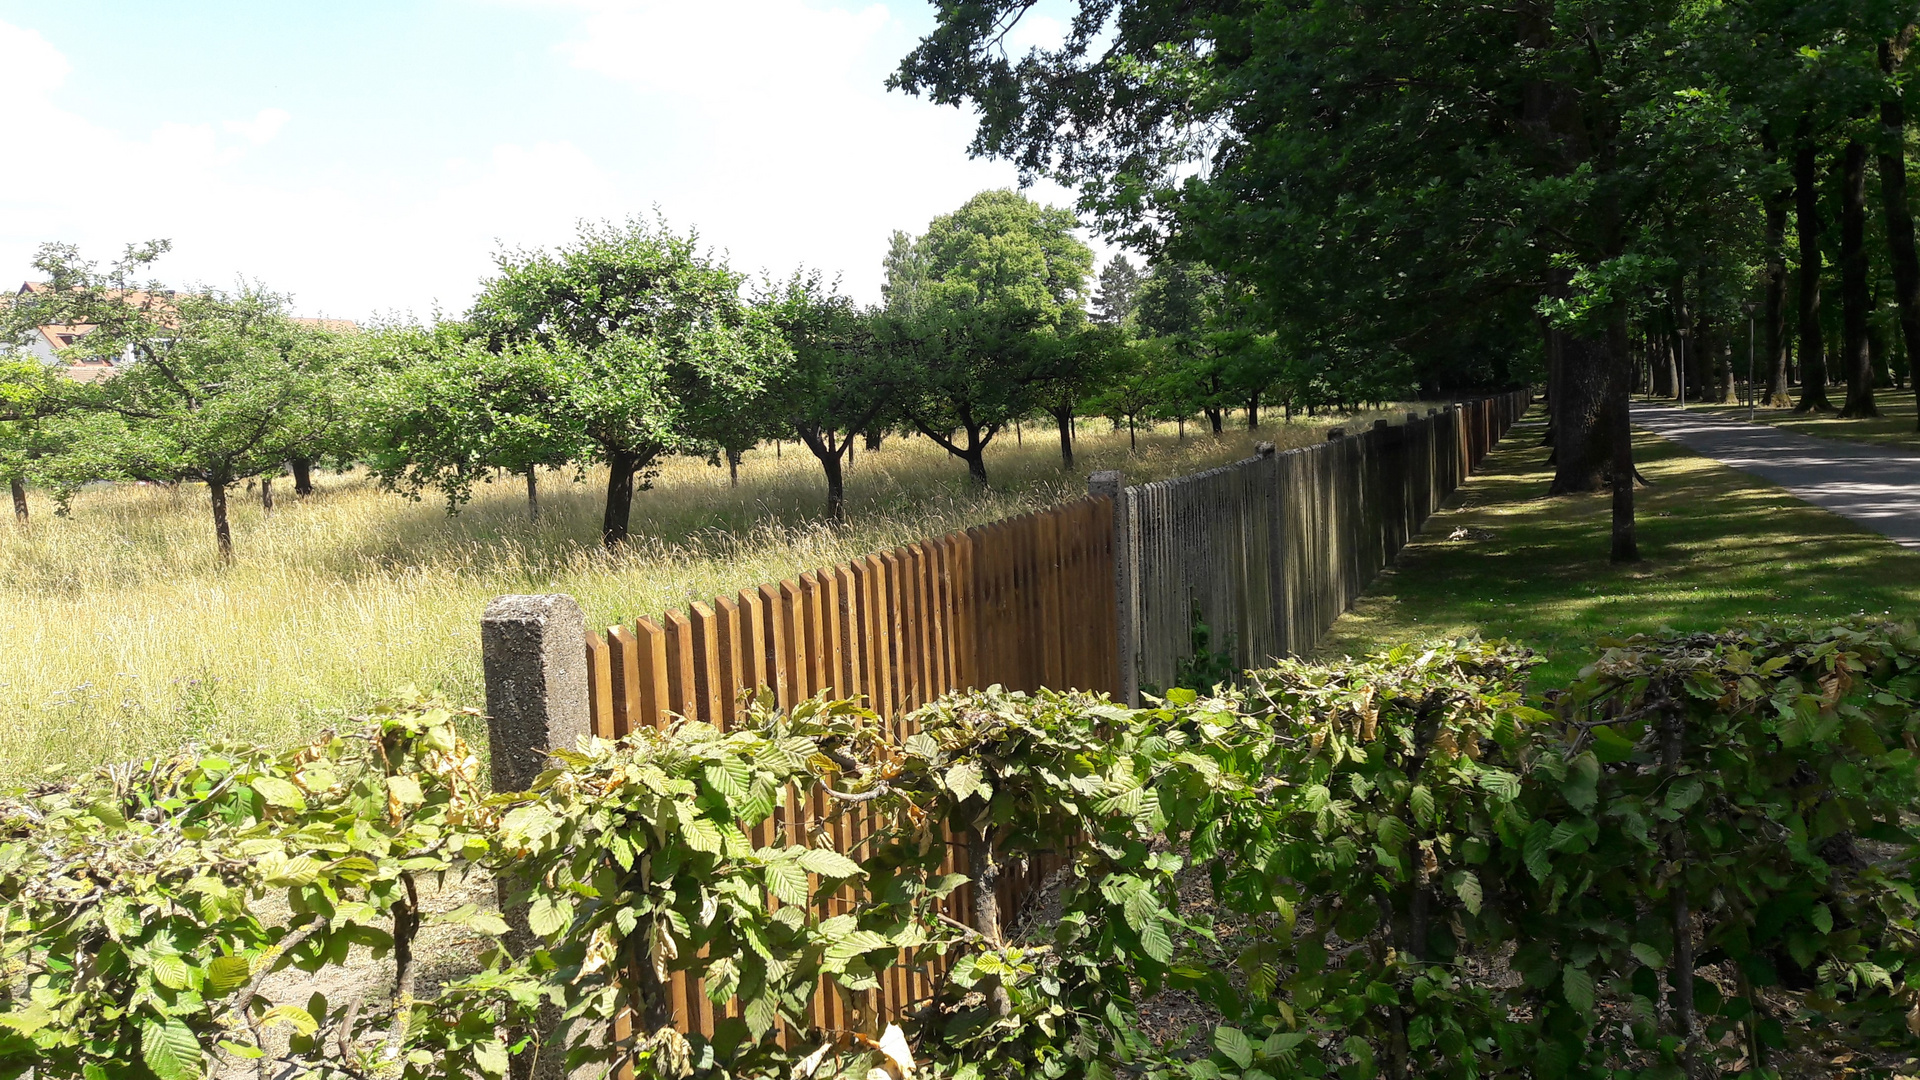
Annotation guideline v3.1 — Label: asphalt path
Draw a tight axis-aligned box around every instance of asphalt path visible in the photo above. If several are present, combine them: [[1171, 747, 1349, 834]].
[[1632, 403, 1920, 549]]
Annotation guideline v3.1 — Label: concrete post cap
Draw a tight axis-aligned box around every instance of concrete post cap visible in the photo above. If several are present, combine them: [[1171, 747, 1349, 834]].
[[1086, 470, 1125, 497]]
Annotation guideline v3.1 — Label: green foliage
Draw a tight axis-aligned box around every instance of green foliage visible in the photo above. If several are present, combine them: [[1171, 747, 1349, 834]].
[[880, 190, 1095, 483], [2, 242, 363, 556], [359, 320, 575, 514], [755, 270, 888, 518], [8, 622, 1920, 1078], [0, 352, 64, 497], [469, 216, 786, 546], [0, 689, 521, 1080]]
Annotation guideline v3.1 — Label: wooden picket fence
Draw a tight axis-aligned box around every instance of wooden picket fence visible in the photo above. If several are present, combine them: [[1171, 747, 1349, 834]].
[[485, 392, 1532, 1057], [1120, 391, 1529, 691], [578, 495, 1118, 1041]]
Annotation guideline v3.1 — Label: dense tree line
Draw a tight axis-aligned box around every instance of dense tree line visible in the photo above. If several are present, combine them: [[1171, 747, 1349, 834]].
[[1, 192, 1421, 560], [892, 0, 1920, 561]]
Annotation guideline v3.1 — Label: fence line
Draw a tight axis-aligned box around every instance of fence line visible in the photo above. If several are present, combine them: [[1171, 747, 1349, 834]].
[[480, 390, 1530, 1051], [1119, 393, 1526, 692]]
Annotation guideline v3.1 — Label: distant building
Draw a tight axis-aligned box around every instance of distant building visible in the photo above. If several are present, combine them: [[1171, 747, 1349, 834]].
[[8, 282, 356, 382]]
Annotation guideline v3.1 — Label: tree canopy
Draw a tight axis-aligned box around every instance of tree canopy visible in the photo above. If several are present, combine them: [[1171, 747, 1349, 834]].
[[882, 189, 1095, 483], [469, 216, 784, 547], [892, 0, 1920, 559]]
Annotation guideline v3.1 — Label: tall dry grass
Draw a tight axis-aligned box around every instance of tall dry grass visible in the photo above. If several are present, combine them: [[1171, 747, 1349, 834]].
[[0, 408, 1419, 780]]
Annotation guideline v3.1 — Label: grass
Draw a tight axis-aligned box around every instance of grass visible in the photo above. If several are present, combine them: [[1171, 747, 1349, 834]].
[[1679, 386, 1920, 451], [1315, 409, 1920, 688], [0, 407, 1422, 783]]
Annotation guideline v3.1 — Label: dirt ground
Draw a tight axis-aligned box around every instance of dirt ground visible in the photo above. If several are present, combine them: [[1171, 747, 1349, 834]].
[[216, 868, 499, 1077]]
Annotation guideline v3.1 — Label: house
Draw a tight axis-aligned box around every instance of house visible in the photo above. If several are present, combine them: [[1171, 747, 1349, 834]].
[[8, 282, 357, 382]]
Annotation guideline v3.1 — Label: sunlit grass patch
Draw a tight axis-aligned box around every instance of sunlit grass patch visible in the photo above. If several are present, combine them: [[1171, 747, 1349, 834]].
[[1316, 411, 1920, 687], [1686, 388, 1920, 451]]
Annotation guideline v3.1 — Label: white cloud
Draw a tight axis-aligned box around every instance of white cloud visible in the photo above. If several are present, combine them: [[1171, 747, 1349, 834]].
[[552, 0, 892, 109], [224, 107, 291, 146], [0, 19, 69, 97]]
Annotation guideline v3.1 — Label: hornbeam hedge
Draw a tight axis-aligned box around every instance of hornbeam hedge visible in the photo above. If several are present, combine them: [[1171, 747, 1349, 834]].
[[4, 621, 1920, 1079]]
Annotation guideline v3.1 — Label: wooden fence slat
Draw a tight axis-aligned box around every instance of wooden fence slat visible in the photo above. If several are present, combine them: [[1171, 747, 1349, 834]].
[[633, 618, 671, 731], [607, 624, 642, 738], [859, 557, 891, 718], [690, 601, 724, 727], [762, 583, 791, 711], [739, 588, 769, 704], [714, 597, 742, 730], [834, 564, 862, 702], [924, 541, 951, 697], [664, 610, 696, 721], [794, 572, 818, 700], [881, 550, 913, 709], [951, 530, 978, 691], [586, 630, 614, 740]]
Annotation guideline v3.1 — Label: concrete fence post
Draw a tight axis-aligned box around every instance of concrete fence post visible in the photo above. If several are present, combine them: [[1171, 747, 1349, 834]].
[[1087, 470, 1137, 706], [481, 594, 591, 1080], [482, 593, 590, 794]]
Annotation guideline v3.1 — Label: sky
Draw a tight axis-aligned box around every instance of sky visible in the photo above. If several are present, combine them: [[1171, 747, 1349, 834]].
[[0, 0, 1099, 322]]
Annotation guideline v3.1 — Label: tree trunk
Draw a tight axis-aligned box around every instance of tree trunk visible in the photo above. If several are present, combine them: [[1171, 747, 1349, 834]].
[[1762, 125, 1795, 406], [260, 475, 274, 516], [968, 826, 1011, 1018], [602, 449, 639, 549], [1608, 316, 1639, 562], [525, 468, 540, 523], [864, 427, 882, 451], [1247, 392, 1260, 429], [821, 444, 847, 522], [291, 457, 314, 497], [1543, 318, 1563, 445], [1871, 296, 1895, 388], [1878, 45, 1920, 428], [1766, 269, 1792, 407], [1649, 323, 1676, 398], [1048, 404, 1075, 468], [1128, 414, 1137, 449], [1795, 136, 1835, 411], [911, 416, 993, 484], [1669, 282, 1691, 404], [209, 479, 234, 564], [1839, 139, 1880, 417], [1689, 301, 1715, 403], [961, 443, 988, 484], [1549, 330, 1611, 494], [727, 448, 741, 487], [9, 476, 26, 525], [1205, 405, 1223, 433]]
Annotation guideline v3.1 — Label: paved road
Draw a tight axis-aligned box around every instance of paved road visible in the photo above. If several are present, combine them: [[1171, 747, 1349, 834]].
[[1632, 403, 1920, 549]]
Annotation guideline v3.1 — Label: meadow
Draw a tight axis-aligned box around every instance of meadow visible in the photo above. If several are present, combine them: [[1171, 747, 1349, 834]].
[[0, 409, 1414, 782]]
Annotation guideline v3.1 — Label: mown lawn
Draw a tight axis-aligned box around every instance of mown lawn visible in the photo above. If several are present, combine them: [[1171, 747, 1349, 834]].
[[1315, 410, 1920, 687], [1686, 387, 1920, 451]]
